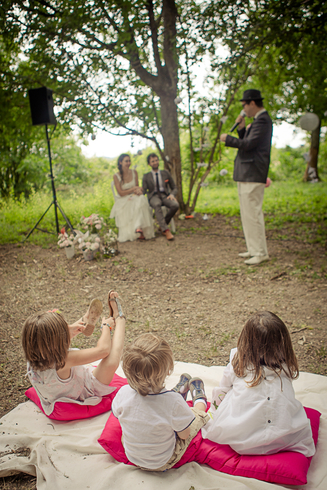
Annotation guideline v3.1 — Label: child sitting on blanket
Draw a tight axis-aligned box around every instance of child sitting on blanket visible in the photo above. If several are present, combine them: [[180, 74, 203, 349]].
[[202, 310, 315, 457], [112, 333, 210, 471], [21, 291, 125, 416]]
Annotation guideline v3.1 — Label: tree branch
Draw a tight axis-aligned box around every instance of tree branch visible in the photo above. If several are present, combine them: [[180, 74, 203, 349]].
[[146, 0, 162, 74]]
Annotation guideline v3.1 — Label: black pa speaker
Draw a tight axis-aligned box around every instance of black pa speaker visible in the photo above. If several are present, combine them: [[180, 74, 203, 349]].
[[28, 87, 56, 125]]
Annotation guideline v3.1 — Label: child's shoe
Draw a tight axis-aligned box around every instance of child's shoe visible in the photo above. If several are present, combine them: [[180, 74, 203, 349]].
[[108, 290, 124, 319], [172, 373, 191, 400], [82, 299, 103, 336], [189, 377, 207, 404]]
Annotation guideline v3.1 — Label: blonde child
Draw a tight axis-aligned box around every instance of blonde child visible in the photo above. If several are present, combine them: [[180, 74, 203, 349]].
[[112, 333, 210, 471], [202, 311, 315, 457], [22, 291, 125, 416]]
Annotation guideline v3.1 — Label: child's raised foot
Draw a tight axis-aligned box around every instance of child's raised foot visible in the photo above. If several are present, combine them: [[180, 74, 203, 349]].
[[172, 373, 191, 400], [108, 290, 124, 319], [82, 298, 103, 336]]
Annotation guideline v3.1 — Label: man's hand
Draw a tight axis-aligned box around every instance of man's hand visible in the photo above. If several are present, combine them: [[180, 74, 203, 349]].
[[167, 194, 177, 201], [235, 113, 245, 130], [220, 133, 227, 142]]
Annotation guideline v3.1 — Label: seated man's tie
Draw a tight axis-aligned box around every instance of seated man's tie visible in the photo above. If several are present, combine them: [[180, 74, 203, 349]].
[[155, 172, 159, 193]]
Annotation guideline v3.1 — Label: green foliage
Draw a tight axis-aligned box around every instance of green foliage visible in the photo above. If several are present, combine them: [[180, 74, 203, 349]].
[[269, 146, 308, 182], [0, 34, 45, 198], [2, 0, 326, 207]]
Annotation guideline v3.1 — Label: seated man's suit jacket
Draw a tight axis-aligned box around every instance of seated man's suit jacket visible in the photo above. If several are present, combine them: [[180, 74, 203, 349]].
[[142, 170, 177, 201]]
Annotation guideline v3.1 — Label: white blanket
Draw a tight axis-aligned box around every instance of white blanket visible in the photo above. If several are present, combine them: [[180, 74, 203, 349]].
[[0, 362, 326, 490]]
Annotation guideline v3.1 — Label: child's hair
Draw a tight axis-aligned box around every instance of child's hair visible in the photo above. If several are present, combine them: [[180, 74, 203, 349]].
[[22, 312, 70, 371], [122, 333, 174, 396], [232, 311, 299, 387]]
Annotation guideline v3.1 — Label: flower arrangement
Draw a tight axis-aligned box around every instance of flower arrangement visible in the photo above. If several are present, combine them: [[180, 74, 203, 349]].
[[57, 227, 75, 248], [57, 214, 118, 260], [77, 231, 101, 252], [79, 214, 106, 235], [103, 229, 118, 247], [102, 229, 119, 257]]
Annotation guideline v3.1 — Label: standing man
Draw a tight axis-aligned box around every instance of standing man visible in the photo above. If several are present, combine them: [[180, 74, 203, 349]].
[[221, 89, 272, 265], [142, 153, 179, 241]]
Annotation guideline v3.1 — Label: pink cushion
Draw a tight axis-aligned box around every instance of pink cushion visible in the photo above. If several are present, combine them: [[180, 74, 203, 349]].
[[98, 402, 320, 485], [25, 373, 128, 421]]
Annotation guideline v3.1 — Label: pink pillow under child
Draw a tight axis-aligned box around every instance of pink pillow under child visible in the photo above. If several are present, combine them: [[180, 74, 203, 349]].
[[98, 402, 320, 486], [25, 373, 128, 421]]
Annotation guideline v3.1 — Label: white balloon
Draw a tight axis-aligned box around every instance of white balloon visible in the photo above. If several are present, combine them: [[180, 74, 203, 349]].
[[299, 113, 320, 131]]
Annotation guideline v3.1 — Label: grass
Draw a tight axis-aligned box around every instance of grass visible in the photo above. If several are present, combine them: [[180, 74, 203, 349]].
[[0, 180, 326, 246], [0, 181, 115, 246], [195, 181, 327, 218]]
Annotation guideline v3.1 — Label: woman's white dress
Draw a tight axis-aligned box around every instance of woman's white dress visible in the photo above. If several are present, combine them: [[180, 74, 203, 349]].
[[110, 171, 155, 242]]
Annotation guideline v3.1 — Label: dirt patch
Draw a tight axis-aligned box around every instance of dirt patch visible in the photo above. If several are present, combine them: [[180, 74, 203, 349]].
[[0, 214, 327, 489]]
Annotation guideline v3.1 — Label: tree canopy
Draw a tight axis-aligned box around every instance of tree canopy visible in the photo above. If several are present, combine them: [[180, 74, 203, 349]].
[[1, 0, 326, 203]]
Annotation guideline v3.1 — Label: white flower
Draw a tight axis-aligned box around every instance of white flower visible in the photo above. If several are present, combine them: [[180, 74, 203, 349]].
[[95, 224, 101, 230], [219, 169, 228, 176]]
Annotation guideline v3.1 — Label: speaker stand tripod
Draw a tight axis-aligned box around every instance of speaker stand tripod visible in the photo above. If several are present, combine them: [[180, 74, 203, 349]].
[[23, 124, 75, 242]]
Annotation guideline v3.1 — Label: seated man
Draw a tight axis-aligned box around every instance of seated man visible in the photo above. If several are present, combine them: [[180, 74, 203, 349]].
[[142, 153, 179, 241]]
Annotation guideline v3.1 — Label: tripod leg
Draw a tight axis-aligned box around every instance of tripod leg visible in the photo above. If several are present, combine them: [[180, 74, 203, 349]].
[[23, 201, 54, 242], [55, 200, 75, 235], [45, 124, 60, 235]]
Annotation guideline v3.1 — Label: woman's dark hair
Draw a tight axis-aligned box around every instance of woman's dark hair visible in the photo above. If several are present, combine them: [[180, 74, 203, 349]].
[[117, 153, 130, 183], [232, 311, 299, 387]]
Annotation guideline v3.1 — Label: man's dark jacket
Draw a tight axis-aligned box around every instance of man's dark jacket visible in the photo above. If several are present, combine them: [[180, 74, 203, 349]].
[[225, 111, 273, 184]]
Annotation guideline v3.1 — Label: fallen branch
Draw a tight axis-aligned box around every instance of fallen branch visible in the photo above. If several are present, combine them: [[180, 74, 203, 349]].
[[291, 327, 307, 334], [270, 272, 287, 281]]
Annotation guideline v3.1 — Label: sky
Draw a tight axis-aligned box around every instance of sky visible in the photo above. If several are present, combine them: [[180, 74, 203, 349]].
[[81, 121, 308, 160], [80, 56, 309, 160]]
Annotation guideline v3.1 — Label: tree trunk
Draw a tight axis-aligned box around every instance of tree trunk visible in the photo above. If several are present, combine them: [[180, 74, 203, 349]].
[[304, 120, 321, 182], [159, 94, 183, 209]]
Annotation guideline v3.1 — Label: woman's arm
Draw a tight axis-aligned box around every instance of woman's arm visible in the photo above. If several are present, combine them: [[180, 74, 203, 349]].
[[133, 171, 143, 195], [113, 174, 139, 197]]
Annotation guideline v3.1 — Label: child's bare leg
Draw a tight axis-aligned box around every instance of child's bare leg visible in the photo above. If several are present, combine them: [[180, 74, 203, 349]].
[[193, 401, 207, 412], [92, 291, 125, 385]]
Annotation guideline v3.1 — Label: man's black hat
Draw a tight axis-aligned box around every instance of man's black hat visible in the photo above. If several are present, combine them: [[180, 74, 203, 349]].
[[240, 89, 264, 102]]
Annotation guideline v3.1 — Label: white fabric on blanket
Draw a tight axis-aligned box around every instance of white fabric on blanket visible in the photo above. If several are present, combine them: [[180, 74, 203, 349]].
[[0, 362, 326, 490]]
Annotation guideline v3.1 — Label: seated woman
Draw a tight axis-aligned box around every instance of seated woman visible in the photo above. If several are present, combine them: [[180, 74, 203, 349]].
[[110, 154, 155, 242]]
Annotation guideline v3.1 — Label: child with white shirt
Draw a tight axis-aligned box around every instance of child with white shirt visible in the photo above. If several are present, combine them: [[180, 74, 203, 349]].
[[22, 291, 125, 416], [202, 310, 315, 457], [112, 333, 210, 471]]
